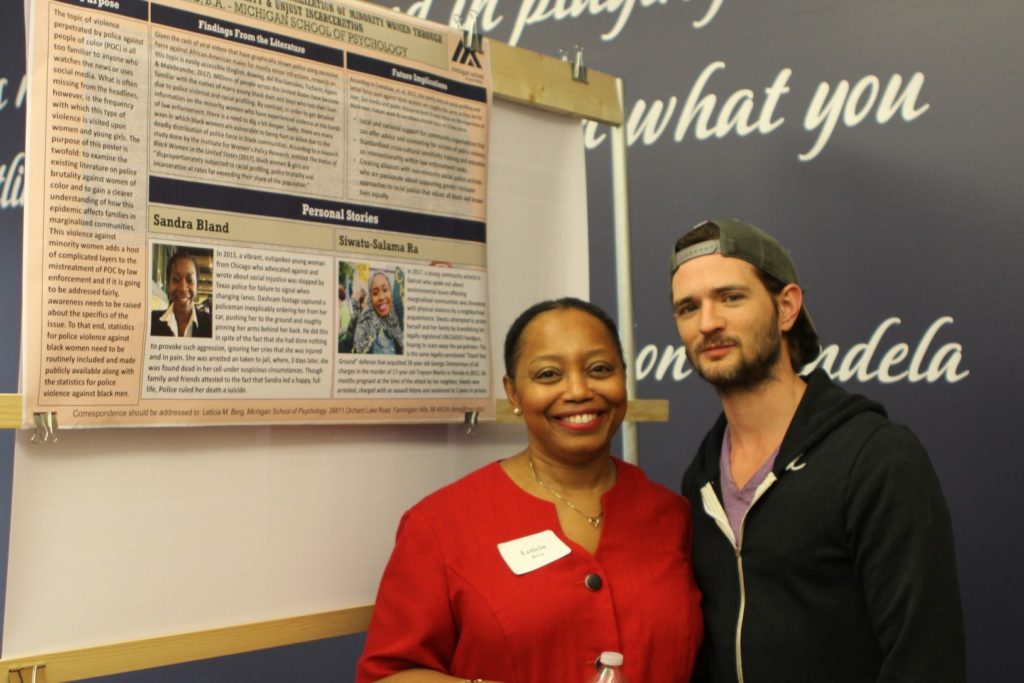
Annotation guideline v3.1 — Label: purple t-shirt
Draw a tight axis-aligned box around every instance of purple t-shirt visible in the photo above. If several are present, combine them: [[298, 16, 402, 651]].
[[720, 428, 779, 545]]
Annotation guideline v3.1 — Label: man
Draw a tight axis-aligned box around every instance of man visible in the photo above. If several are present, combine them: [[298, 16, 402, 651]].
[[671, 219, 964, 682]]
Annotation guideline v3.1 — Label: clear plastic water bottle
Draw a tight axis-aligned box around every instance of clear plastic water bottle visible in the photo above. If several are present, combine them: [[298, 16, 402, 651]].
[[593, 651, 627, 682]]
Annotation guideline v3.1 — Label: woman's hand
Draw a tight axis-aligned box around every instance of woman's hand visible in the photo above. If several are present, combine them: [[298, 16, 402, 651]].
[[353, 286, 368, 311]]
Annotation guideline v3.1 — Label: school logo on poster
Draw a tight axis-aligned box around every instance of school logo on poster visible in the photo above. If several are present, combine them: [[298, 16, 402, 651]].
[[451, 40, 481, 68]]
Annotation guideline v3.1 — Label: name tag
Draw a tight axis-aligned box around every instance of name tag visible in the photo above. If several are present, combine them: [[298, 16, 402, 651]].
[[497, 530, 571, 575]]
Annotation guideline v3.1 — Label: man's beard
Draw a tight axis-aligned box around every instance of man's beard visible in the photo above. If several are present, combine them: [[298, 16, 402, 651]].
[[687, 313, 783, 393]]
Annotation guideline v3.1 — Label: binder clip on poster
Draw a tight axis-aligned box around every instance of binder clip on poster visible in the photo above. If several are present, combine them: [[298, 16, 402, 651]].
[[559, 46, 588, 84], [9, 663, 47, 683], [452, 10, 482, 54], [464, 410, 479, 436], [31, 412, 58, 444]]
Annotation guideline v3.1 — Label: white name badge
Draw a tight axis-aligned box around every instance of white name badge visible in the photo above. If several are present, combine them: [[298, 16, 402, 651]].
[[497, 529, 571, 575]]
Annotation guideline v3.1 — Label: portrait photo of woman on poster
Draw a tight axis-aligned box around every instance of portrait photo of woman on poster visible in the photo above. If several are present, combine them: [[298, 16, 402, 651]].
[[149, 244, 213, 338], [338, 262, 404, 355]]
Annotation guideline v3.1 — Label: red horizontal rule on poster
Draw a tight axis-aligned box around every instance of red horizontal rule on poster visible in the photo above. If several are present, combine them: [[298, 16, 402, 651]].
[[21, 0, 493, 427]]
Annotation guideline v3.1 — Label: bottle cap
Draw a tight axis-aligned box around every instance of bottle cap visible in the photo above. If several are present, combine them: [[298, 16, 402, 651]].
[[599, 651, 624, 667]]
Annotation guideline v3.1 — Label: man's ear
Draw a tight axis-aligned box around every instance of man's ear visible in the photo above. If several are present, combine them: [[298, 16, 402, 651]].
[[777, 284, 804, 333]]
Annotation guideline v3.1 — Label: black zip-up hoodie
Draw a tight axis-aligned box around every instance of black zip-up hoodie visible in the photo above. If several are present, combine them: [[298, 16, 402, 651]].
[[682, 370, 965, 683]]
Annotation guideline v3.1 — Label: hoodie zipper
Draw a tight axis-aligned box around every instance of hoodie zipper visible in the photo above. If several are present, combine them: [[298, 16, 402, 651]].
[[700, 474, 777, 683]]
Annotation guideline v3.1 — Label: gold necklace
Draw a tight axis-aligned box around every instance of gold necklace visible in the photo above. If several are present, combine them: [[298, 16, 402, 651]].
[[527, 452, 607, 528]]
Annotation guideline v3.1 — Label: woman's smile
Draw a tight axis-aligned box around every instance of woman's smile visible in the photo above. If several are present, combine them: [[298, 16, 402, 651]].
[[552, 410, 605, 430]]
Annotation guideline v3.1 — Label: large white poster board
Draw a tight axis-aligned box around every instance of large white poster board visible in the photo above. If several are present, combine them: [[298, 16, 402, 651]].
[[3, 98, 591, 659]]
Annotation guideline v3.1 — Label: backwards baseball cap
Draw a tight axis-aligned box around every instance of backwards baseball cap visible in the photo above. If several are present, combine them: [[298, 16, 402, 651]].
[[671, 218, 801, 285], [671, 218, 820, 363]]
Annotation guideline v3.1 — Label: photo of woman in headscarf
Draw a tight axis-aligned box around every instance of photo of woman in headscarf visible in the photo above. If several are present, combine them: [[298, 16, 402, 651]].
[[352, 268, 404, 355]]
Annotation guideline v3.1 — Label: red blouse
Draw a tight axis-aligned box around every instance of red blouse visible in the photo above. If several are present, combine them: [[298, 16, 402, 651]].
[[357, 459, 702, 683]]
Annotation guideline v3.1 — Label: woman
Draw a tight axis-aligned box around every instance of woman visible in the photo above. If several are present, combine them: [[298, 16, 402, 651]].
[[353, 271, 403, 354], [150, 251, 212, 338], [357, 298, 702, 683]]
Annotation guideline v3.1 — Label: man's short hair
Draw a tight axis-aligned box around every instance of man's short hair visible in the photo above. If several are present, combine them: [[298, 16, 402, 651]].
[[671, 219, 820, 370]]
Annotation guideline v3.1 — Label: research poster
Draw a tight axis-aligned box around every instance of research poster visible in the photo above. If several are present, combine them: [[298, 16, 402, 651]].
[[21, 0, 492, 427]]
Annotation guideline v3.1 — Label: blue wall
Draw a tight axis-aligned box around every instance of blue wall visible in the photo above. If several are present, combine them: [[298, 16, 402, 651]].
[[78, 635, 366, 683], [0, 0, 25, 658]]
